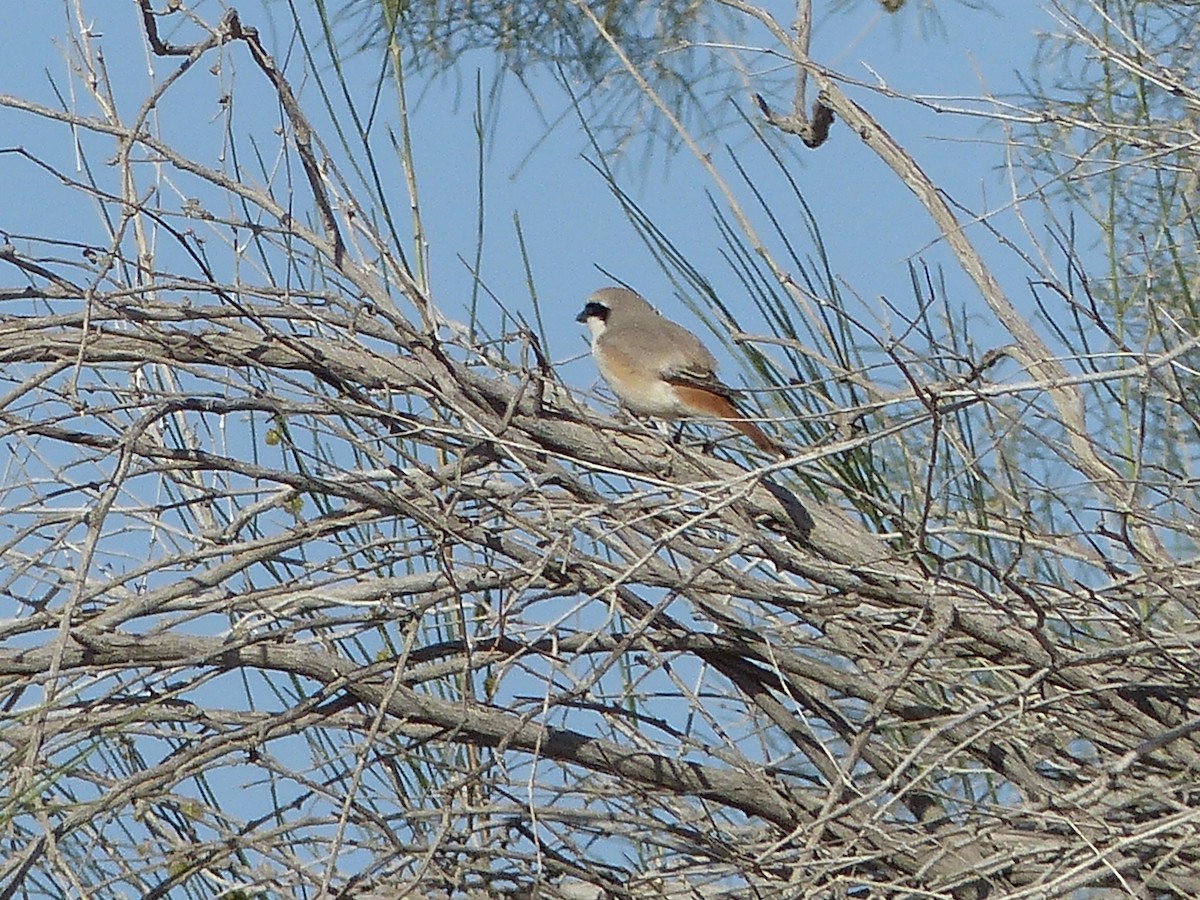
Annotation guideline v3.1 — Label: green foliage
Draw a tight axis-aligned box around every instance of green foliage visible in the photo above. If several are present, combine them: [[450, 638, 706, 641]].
[[339, 0, 748, 149]]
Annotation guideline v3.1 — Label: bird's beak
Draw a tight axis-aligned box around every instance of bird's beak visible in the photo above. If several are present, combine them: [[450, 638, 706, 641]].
[[575, 308, 589, 324]]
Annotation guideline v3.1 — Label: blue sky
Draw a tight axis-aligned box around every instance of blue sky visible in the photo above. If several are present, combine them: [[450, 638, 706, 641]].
[[1, 1, 1061, 397]]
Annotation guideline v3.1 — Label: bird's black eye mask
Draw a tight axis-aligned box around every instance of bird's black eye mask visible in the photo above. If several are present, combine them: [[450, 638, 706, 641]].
[[576, 301, 610, 324]]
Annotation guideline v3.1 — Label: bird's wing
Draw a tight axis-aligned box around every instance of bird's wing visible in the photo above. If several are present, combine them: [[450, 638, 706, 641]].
[[601, 316, 743, 399], [661, 365, 743, 400]]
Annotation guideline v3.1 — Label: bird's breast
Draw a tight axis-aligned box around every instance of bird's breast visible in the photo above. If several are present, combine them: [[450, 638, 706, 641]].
[[594, 350, 686, 417]]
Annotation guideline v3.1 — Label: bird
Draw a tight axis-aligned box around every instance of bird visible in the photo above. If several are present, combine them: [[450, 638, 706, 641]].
[[576, 287, 783, 456]]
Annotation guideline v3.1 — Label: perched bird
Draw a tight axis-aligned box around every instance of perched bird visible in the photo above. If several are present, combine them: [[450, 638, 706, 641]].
[[576, 287, 783, 456]]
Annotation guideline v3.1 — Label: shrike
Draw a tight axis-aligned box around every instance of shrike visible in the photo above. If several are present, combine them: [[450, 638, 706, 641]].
[[577, 287, 783, 456]]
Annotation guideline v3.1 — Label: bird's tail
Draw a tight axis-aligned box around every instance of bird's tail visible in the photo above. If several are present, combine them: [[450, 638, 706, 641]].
[[730, 418, 786, 458], [670, 383, 786, 458]]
